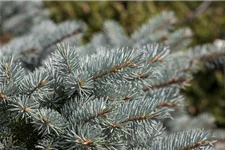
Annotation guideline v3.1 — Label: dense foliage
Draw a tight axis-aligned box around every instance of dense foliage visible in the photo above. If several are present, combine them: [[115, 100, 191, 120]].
[[0, 1, 225, 149]]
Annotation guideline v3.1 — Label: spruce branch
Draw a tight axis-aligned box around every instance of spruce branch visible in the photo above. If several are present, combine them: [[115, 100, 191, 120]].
[[69, 98, 110, 125], [110, 91, 177, 126], [9, 95, 39, 121], [35, 136, 59, 150], [82, 109, 110, 124], [127, 121, 164, 149], [131, 11, 176, 44], [165, 28, 192, 51], [65, 73, 94, 98], [30, 79, 47, 94], [179, 140, 212, 150], [152, 129, 216, 150], [19, 69, 53, 98], [144, 43, 170, 64], [32, 108, 67, 137], [184, 49, 225, 72], [0, 4, 222, 148], [43, 28, 82, 51], [52, 43, 80, 74], [94, 80, 140, 100], [0, 55, 25, 86], [126, 72, 151, 81], [142, 77, 186, 92], [92, 60, 137, 81], [20, 27, 82, 55], [103, 20, 129, 46], [119, 111, 156, 124], [157, 101, 178, 108], [197, 51, 225, 61], [61, 124, 106, 149]]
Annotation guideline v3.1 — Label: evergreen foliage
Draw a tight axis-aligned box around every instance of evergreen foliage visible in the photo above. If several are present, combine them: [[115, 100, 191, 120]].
[[0, 1, 49, 36], [44, 1, 225, 45], [1, 2, 225, 149], [185, 41, 225, 126]]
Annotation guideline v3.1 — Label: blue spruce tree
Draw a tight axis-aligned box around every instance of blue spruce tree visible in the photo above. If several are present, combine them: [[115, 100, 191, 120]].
[[1, 1, 225, 149]]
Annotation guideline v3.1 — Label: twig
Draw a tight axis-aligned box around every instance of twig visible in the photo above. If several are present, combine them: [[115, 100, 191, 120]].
[[179, 1, 212, 25], [92, 60, 137, 80], [20, 28, 82, 55], [179, 140, 212, 150], [142, 77, 185, 92]]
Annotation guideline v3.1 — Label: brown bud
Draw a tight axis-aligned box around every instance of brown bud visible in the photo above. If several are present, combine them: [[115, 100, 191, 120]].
[[45, 146, 51, 150], [123, 96, 131, 100], [172, 77, 179, 82], [131, 63, 137, 67], [37, 80, 46, 88], [149, 56, 159, 64], [23, 107, 30, 112], [113, 68, 118, 72], [102, 114, 108, 118], [83, 139, 92, 146], [79, 80, 84, 86], [0, 93, 8, 99], [158, 57, 163, 62]]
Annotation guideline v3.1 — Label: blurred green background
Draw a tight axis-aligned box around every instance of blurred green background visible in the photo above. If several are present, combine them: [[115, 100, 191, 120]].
[[184, 58, 225, 127], [44, 1, 225, 45]]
